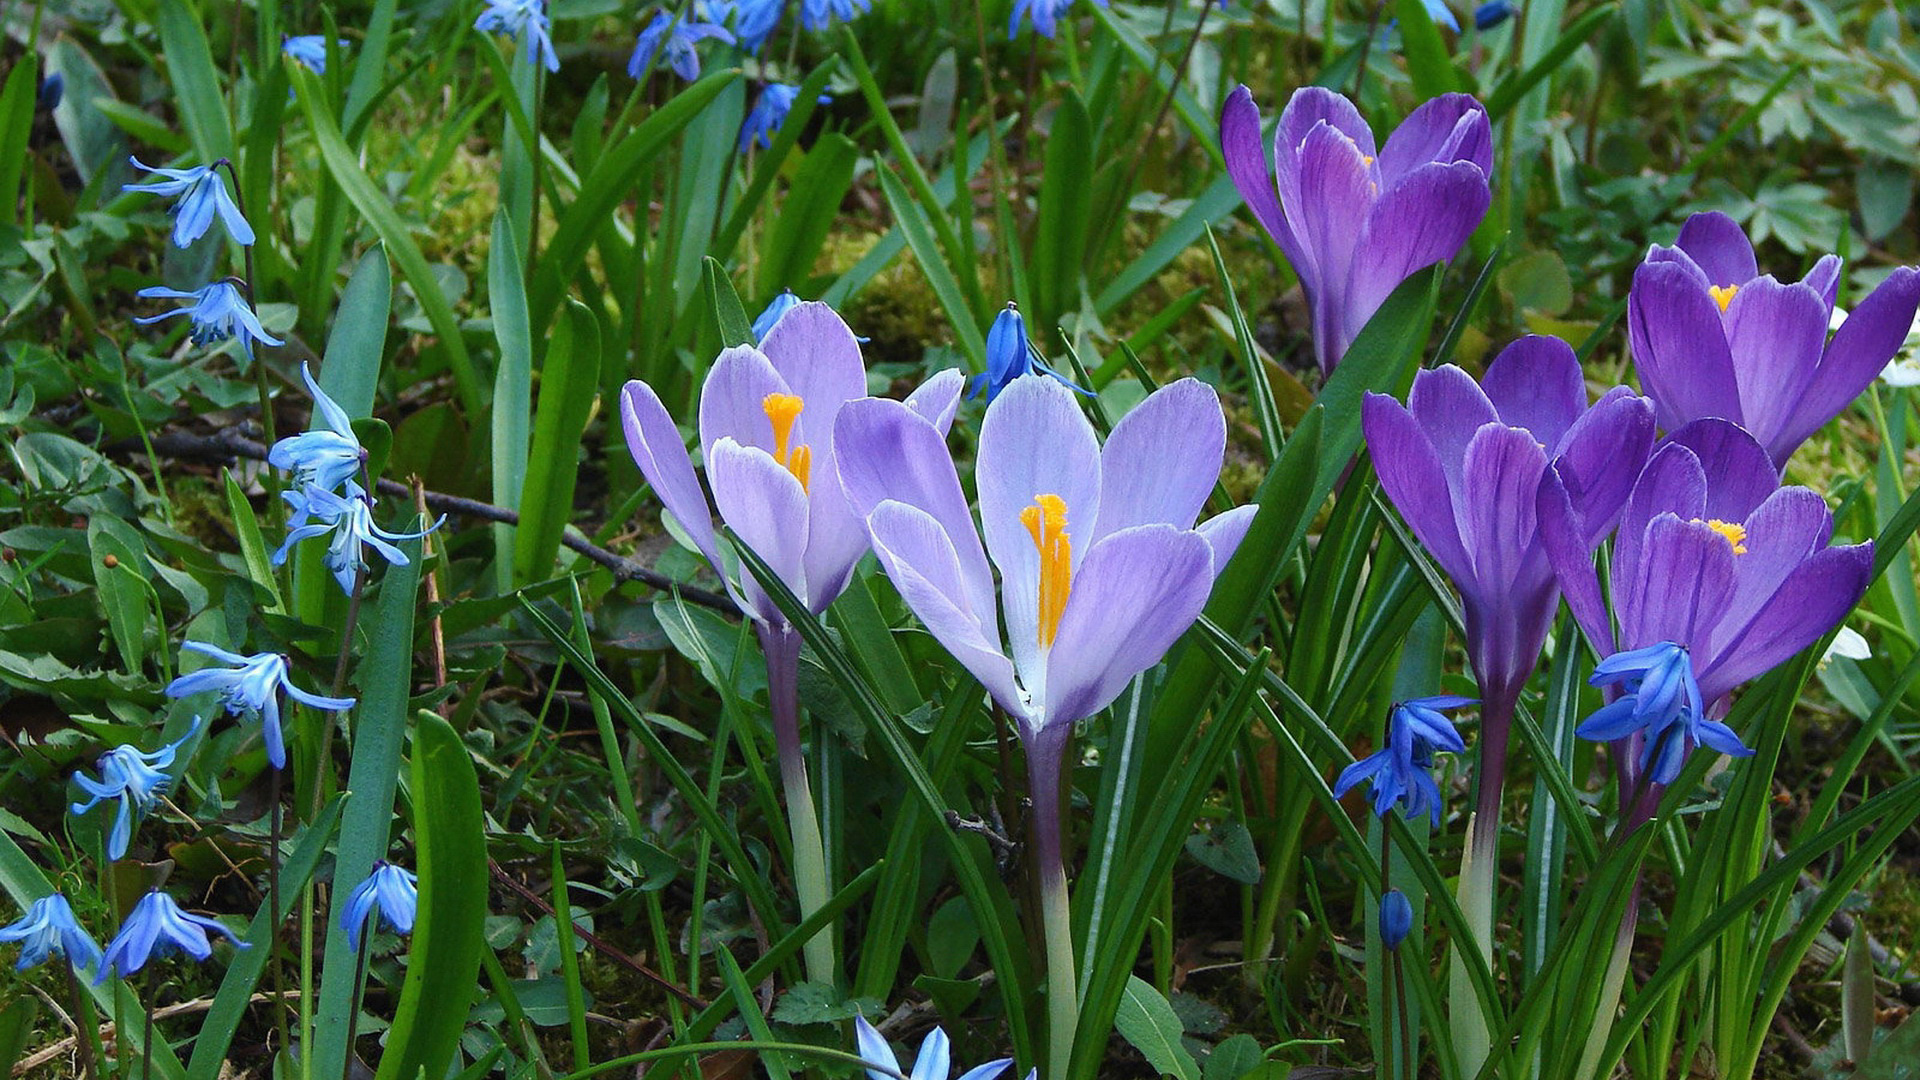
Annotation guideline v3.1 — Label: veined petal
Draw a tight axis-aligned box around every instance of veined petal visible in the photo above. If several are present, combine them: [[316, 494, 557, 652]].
[[1406, 365, 1499, 497], [1673, 211, 1758, 287], [758, 302, 868, 453], [1222, 86, 1306, 276], [698, 346, 788, 464], [1339, 160, 1490, 353], [708, 439, 810, 619], [620, 380, 727, 577], [1613, 441, 1707, 610], [1363, 392, 1473, 584], [1290, 121, 1377, 338], [1552, 390, 1656, 548], [1537, 470, 1615, 656], [1197, 504, 1258, 578], [1627, 258, 1742, 433], [1722, 278, 1828, 455], [855, 1016, 901, 1080], [1043, 525, 1213, 728], [1277, 86, 1376, 173], [1480, 335, 1586, 451], [908, 1027, 950, 1080], [1775, 266, 1920, 465], [1667, 419, 1780, 522], [1698, 542, 1872, 701], [903, 368, 964, 435], [1622, 514, 1737, 651], [1457, 423, 1550, 595], [1376, 93, 1492, 186], [1092, 378, 1225, 541], [1709, 486, 1835, 662], [1802, 254, 1842, 308]]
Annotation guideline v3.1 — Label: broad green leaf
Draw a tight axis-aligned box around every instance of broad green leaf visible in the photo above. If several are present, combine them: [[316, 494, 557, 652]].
[[1115, 976, 1199, 1080], [513, 300, 601, 583], [321, 247, 392, 417], [156, 0, 235, 163], [223, 471, 285, 616], [704, 257, 755, 349]]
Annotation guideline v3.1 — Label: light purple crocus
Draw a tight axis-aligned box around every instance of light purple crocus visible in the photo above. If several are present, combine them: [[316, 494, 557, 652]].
[[1628, 211, 1920, 471], [1540, 418, 1873, 795], [1221, 85, 1492, 376], [834, 374, 1254, 1074]]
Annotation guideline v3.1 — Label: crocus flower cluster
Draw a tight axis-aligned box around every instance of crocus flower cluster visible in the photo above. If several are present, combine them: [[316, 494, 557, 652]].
[[1221, 86, 1492, 376], [475, 0, 560, 71], [628, 10, 734, 82]]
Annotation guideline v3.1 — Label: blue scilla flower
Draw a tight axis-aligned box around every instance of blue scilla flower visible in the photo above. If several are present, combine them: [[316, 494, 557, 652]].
[[1332, 695, 1474, 825], [123, 157, 255, 248], [1379, 889, 1413, 950], [854, 1014, 1014, 1080], [738, 83, 830, 152], [96, 890, 247, 983], [339, 861, 419, 950], [1420, 0, 1461, 30], [1009, 0, 1108, 39], [800, 0, 870, 32], [271, 483, 443, 595], [38, 73, 62, 112], [165, 643, 356, 771], [966, 302, 1091, 402], [268, 362, 364, 495], [134, 282, 283, 360], [752, 289, 801, 340], [283, 35, 348, 74], [707, 0, 782, 52], [70, 718, 203, 861], [628, 11, 735, 82], [475, 0, 560, 72], [1474, 0, 1516, 29], [0, 894, 103, 974], [1576, 641, 1752, 785]]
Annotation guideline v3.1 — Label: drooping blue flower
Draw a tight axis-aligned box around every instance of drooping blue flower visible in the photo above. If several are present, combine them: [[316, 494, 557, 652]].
[[270, 483, 442, 595], [1379, 889, 1413, 950], [966, 303, 1091, 402], [800, 0, 870, 32], [475, 0, 560, 72], [1419, 0, 1461, 31], [1009, 0, 1108, 38], [752, 289, 802, 340], [628, 11, 735, 82], [739, 83, 830, 152], [854, 1014, 1013, 1080], [122, 157, 256, 248], [134, 282, 283, 360], [1575, 642, 1751, 785], [1332, 696, 1475, 825], [70, 718, 203, 861], [282, 35, 347, 74], [96, 890, 247, 983], [1473, 0, 1516, 30], [707, 0, 783, 51], [339, 861, 420, 950], [165, 643, 355, 771], [268, 362, 366, 495], [0, 894, 103, 974]]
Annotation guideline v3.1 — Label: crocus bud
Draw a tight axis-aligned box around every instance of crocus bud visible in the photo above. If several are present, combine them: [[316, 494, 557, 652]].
[[1380, 889, 1413, 949]]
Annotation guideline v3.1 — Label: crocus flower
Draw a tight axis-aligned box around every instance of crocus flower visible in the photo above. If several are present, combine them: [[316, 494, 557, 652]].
[[708, 0, 782, 51], [1221, 86, 1492, 376], [739, 83, 829, 152], [1473, 0, 1516, 29], [269, 362, 365, 495], [475, 0, 560, 72], [1333, 696, 1473, 825], [1379, 889, 1414, 950], [0, 894, 102, 973], [628, 11, 734, 82], [339, 861, 419, 950], [800, 0, 870, 31], [1008, 0, 1109, 38], [968, 303, 1090, 403], [1627, 211, 1920, 470], [854, 1015, 1013, 1080], [270, 483, 441, 595], [165, 643, 355, 770], [71, 718, 202, 861], [753, 290, 801, 340], [134, 282, 282, 359], [1541, 419, 1873, 789], [122, 157, 255, 248], [282, 35, 346, 73], [96, 890, 247, 983]]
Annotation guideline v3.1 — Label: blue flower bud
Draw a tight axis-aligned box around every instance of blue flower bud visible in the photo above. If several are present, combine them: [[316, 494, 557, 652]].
[[1380, 889, 1413, 950]]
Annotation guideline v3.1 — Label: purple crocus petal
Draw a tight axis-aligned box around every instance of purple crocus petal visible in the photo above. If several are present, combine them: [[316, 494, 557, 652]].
[[1277, 86, 1376, 174], [1697, 542, 1872, 700], [1722, 278, 1828, 454], [1773, 266, 1920, 465], [834, 397, 997, 623], [1480, 335, 1586, 451], [1536, 470, 1614, 655], [1291, 121, 1377, 349], [1338, 161, 1491, 354], [1197, 505, 1258, 577], [1621, 515, 1737, 651], [903, 368, 965, 435], [620, 381, 729, 582], [698, 346, 789, 464], [1375, 93, 1491, 186], [1709, 487, 1835, 661], [865, 500, 1023, 718], [975, 376, 1102, 683], [758, 302, 868, 455], [1092, 378, 1225, 541], [1043, 524, 1214, 727], [1406, 365, 1499, 507], [1221, 86, 1298, 267], [1802, 254, 1841, 307], [1363, 393, 1474, 583], [1612, 439, 1707, 607], [708, 438, 810, 620], [1628, 258, 1744, 433], [1666, 419, 1779, 522], [1457, 424, 1550, 594], [1674, 211, 1758, 287], [1553, 391, 1657, 547]]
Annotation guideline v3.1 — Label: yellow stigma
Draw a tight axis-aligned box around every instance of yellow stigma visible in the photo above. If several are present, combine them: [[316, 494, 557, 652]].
[[1697, 518, 1748, 554], [1362, 154, 1375, 166], [1708, 284, 1739, 312], [1019, 494, 1072, 648], [762, 393, 811, 493]]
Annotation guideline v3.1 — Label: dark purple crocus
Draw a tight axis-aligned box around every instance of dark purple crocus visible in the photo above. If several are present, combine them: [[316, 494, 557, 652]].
[[1540, 418, 1873, 792], [1628, 211, 1920, 470], [1221, 85, 1492, 375]]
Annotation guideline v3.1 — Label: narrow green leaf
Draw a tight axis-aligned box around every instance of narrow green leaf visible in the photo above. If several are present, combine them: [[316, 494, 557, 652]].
[[1033, 90, 1093, 335], [704, 257, 755, 349], [156, 0, 235, 163], [0, 997, 35, 1077], [321, 246, 392, 418], [490, 210, 534, 592], [514, 300, 602, 582], [1395, 0, 1460, 100], [0, 61, 36, 228], [1485, 5, 1617, 120], [877, 164, 987, 370], [761, 133, 859, 296]]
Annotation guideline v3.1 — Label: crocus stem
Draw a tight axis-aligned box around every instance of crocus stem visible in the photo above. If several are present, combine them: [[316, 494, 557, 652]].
[[756, 622, 835, 986], [1026, 732, 1078, 1080], [64, 961, 99, 1080], [1450, 685, 1516, 1077], [1571, 889, 1639, 1080]]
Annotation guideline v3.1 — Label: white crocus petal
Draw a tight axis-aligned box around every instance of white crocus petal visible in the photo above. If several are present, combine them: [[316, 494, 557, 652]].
[[1820, 625, 1870, 667]]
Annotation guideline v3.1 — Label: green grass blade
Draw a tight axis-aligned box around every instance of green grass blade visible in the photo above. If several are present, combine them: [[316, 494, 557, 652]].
[[321, 246, 393, 417], [760, 133, 859, 298], [514, 300, 601, 582], [156, 0, 234, 163]]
